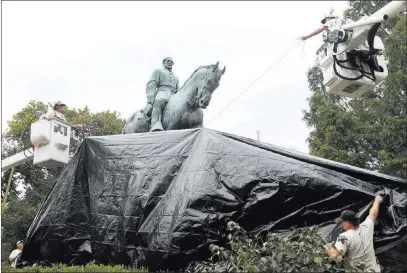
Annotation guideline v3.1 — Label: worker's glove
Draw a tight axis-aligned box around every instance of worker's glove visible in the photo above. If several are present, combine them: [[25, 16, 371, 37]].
[[375, 195, 384, 204]]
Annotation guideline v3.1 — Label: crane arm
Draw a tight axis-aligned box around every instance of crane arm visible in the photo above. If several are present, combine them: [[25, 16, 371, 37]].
[[1, 148, 35, 172]]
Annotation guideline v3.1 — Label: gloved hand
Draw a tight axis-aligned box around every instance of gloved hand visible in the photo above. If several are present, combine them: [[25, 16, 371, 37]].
[[375, 195, 384, 204]]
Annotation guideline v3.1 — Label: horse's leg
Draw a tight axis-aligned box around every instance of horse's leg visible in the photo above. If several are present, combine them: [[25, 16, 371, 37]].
[[162, 96, 181, 130], [187, 109, 204, 129]]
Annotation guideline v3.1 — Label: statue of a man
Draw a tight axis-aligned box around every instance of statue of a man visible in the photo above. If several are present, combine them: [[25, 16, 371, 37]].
[[144, 57, 180, 132]]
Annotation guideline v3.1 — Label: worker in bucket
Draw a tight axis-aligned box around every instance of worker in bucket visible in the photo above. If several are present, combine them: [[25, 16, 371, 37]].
[[40, 101, 67, 122], [325, 195, 384, 272], [300, 9, 345, 41], [300, 9, 383, 72]]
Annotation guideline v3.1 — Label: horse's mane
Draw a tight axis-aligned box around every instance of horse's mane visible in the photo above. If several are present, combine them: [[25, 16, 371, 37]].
[[179, 64, 216, 89]]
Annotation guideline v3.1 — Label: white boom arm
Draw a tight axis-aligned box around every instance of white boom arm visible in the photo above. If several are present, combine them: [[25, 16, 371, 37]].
[[341, 1, 406, 52], [1, 149, 35, 172], [341, 0, 405, 31], [341, 15, 388, 30]]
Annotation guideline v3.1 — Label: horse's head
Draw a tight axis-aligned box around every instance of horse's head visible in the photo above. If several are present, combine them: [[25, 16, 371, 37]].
[[193, 62, 226, 109]]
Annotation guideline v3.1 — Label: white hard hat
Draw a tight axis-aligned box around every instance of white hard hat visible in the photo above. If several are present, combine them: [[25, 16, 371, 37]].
[[53, 101, 66, 110]]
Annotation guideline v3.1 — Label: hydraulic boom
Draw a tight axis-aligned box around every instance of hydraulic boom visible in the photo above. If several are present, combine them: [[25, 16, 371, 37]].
[[316, 1, 406, 98]]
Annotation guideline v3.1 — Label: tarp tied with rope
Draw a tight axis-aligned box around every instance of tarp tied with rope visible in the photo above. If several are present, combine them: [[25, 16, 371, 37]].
[[20, 128, 407, 270]]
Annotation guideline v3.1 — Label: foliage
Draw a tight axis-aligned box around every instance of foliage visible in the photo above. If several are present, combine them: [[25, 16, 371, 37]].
[[6, 101, 50, 141], [343, 0, 396, 37], [303, 0, 407, 179], [1, 198, 43, 266], [5, 101, 125, 141], [189, 221, 364, 273], [64, 106, 126, 137], [302, 68, 373, 169], [1, 263, 147, 272], [1, 100, 126, 264]]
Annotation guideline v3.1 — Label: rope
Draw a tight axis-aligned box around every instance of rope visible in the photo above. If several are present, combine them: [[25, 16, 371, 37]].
[[205, 41, 301, 127]]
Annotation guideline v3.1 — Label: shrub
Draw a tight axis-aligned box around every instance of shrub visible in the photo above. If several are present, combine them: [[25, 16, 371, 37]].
[[188, 221, 364, 272], [1, 263, 148, 272]]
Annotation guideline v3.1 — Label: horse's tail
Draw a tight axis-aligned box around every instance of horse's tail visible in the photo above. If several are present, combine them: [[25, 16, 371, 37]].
[[122, 112, 137, 134]]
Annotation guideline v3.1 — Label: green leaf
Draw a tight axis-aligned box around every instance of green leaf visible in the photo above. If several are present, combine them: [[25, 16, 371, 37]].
[[314, 256, 323, 264], [277, 252, 284, 262]]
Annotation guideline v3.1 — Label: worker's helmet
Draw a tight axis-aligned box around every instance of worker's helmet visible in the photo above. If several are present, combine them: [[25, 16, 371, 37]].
[[53, 101, 66, 110], [162, 57, 174, 64], [321, 8, 339, 24]]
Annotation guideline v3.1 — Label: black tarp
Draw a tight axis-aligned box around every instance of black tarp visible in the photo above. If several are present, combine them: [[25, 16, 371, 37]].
[[21, 128, 407, 270]]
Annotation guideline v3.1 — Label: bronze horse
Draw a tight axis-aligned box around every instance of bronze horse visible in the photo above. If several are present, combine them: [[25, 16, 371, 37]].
[[123, 62, 226, 134]]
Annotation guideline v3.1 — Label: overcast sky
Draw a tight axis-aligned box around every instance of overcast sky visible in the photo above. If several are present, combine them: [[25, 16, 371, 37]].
[[2, 1, 349, 153]]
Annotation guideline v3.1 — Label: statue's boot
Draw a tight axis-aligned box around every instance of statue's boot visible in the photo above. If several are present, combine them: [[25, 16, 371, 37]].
[[150, 121, 164, 132]]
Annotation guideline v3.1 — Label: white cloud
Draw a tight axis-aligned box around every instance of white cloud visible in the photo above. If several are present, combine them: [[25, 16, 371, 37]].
[[2, 1, 349, 153]]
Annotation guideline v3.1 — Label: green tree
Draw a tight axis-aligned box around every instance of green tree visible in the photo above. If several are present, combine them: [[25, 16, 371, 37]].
[[1, 100, 125, 263], [303, 1, 407, 179], [302, 67, 374, 169]]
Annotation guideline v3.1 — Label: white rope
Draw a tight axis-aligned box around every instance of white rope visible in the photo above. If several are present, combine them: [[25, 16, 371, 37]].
[[205, 40, 302, 127]]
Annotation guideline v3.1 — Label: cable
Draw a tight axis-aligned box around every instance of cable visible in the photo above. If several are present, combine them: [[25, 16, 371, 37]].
[[205, 41, 301, 127]]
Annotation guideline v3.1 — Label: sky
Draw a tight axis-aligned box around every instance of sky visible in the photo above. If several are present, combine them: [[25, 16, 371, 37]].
[[2, 1, 349, 153]]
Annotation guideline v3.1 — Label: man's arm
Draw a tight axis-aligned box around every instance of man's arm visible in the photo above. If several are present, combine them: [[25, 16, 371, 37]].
[[301, 26, 328, 40], [40, 109, 55, 120], [328, 247, 343, 261], [368, 195, 383, 222], [9, 250, 19, 261], [329, 234, 349, 261]]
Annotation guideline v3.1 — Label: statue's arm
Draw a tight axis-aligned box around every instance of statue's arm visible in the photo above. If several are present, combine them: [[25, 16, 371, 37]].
[[146, 69, 160, 104]]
